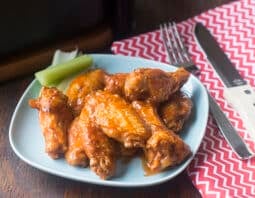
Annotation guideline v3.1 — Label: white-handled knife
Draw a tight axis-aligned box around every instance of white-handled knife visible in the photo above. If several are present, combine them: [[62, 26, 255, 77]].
[[194, 22, 255, 141]]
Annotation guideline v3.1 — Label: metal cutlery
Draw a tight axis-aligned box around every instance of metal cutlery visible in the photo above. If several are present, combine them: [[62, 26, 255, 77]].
[[194, 22, 255, 143], [160, 22, 254, 159]]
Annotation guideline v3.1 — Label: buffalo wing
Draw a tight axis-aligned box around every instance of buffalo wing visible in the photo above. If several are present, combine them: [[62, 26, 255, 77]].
[[65, 117, 89, 167], [159, 92, 193, 133], [79, 107, 117, 179], [124, 67, 190, 103], [29, 87, 73, 159], [132, 101, 191, 172], [66, 69, 105, 116], [80, 91, 150, 148]]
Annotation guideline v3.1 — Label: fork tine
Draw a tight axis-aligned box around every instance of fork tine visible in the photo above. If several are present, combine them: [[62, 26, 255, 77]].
[[172, 22, 192, 63], [168, 22, 185, 63], [160, 21, 200, 74], [160, 24, 174, 64], [164, 23, 178, 64]]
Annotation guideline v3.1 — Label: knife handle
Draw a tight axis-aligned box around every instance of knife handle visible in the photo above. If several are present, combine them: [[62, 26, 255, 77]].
[[208, 93, 253, 159], [224, 84, 255, 141]]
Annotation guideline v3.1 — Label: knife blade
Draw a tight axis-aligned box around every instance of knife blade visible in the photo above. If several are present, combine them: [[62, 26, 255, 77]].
[[194, 22, 255, 142]]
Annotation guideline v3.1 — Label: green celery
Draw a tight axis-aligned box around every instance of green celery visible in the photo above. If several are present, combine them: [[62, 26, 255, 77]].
[[35, 55, 93, 86]]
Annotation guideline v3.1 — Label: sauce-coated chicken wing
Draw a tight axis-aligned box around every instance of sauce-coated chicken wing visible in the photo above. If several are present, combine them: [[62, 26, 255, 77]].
[[124, 68, 190, 103], [65, 117, 89, 167], [132, 101, 191, 172], [29, 87, 74, 159], [66, 69, 106, 116], [80, 91, 150, 148], [169, 67, 191, 93], [78, 108, 117, 179], [145, 128, 190, 173], [104, 73, 127, 96], [159, 92, 193, 133]]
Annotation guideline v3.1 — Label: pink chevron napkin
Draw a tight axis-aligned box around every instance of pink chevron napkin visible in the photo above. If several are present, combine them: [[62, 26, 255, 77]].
[[111, 0, 255, 197]]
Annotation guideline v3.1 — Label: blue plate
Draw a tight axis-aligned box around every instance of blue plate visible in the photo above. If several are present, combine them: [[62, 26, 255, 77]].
[[9, 54, 209, 187]]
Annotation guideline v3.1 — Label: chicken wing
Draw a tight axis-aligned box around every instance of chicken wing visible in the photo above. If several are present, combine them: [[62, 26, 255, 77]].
[[159, 92, 193, 133], [169, 67, 191, 93], [145, 128, 190, 173], [65, 117, 89, 167], [78, 108, 116, 179], [66, 69, 106, 116], [124, 67, 190, 103], [132, 101, 191, 172], [104, 73, 127, 97], [80, 91, 150, 148], [29, 87, 73, 159]]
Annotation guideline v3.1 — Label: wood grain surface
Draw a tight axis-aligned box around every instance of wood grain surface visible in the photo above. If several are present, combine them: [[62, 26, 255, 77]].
[[1, 0, 234, 197], [0, 26, 112, 82]]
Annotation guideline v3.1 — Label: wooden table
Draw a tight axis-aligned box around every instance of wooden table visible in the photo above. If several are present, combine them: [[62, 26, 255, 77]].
[[0, 0, 234, 197]]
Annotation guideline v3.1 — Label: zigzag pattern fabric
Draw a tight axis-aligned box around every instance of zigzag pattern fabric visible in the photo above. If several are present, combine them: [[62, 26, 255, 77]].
[[111, 0, 255, 197]]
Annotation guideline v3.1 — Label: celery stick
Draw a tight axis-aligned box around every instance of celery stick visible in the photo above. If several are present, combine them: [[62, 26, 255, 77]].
[[35, 55, 93, 86]]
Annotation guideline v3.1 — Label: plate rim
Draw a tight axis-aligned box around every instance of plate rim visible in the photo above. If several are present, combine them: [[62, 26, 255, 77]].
[[9, 54, 209, 187]]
